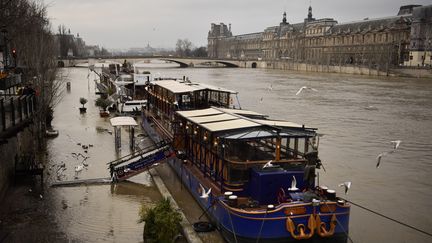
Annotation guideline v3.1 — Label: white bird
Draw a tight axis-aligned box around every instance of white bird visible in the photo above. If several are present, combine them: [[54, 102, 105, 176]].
[[75, 164, 84, 173], [364, 105, 378, 111], [288, 176, 299, 191], [338, 181, 352, 194], [39, 194, 43, 199], [391, 140, 402, 150], [295, 86, 318, 96], [376, 140, 401, 168], [199, 184, 212, 198], [262, 160, 274, 169], [376, 151, 394, 168]]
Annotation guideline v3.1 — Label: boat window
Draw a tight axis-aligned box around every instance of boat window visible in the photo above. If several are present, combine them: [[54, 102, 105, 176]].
[[297, 138, 306, 155], [225, 140, 274, 161], [219, 92, 228, 105]]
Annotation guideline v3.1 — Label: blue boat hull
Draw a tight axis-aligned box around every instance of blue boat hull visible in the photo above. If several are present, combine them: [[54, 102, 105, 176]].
[[141, 115, 350, 242], [167, 158, 350, 243]]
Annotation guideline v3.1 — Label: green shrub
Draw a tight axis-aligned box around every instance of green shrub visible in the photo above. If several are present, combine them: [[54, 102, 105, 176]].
[[95, 97, 112, 111], [79, 97, 88, 108], [139, 198, 182, 243]]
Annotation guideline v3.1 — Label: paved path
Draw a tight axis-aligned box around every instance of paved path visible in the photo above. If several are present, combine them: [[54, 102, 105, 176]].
[[149, 168, 203, 243]]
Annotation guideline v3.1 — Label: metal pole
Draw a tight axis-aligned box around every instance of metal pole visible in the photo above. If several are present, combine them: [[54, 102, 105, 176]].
[[129, 126, 135, 150], [0, 99, 5, 131]]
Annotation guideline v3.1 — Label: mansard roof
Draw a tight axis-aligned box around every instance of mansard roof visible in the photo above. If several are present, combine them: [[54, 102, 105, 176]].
[[327, 15, 412, 35], [226, 32, 263, 41]]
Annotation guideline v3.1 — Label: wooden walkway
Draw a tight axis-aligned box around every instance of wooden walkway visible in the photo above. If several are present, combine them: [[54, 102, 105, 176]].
[[51, 177, 112, 187]]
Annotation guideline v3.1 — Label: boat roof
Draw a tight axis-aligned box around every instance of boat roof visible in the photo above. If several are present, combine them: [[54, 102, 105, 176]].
[[152, 80, 237, 94], [110, 116, 138, 126], [176, 108, 315, 138]]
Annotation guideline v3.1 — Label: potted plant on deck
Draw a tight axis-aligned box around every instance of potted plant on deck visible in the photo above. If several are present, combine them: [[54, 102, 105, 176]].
[[95, 97, 112, 117], [138, 198, 182, 243], [79, 97, 88, 113]]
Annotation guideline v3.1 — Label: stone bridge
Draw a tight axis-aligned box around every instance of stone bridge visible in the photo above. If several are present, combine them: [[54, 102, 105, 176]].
[[57, 56, 260, 68]]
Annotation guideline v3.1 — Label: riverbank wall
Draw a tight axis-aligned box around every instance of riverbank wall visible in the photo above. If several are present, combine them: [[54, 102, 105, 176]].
[[238, 60, 432, 78], [0, 128, 35, 201]]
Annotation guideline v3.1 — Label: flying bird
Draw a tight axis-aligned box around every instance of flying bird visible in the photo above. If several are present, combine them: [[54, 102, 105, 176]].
[[75, 164, 84, 173], [376, 151, 394, 168], [295, 86, 318, 96], [376, 140, 402, 168], [262, 160, 274, 169], [338, 181, 352, 194], [391, 140, 402, 150], [288, 176, 299, 191], [199, 184, 212, 198]]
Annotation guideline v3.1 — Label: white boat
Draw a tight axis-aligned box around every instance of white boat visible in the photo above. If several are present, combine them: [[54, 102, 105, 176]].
[[117, 99, 147, 113]]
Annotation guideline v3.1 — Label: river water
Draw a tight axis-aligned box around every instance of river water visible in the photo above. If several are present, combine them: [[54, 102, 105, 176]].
[[46, 63, 432, 243]]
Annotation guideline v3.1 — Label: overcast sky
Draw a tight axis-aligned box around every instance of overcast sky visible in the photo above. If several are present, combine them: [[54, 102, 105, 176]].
[[48, 0, 430, 50]]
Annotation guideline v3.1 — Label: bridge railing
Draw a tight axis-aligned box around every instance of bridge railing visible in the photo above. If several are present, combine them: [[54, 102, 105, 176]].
[[0, 94, 36, 137]]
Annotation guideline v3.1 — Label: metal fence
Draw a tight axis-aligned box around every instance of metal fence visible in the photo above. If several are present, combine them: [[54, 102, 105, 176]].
[[0, 94, 36, 133]]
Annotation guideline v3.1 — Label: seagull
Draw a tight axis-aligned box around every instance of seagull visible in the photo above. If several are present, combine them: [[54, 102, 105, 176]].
[[391, 140, 402, 150], [199, 184, 212, 198], [338, 181, 352, 194], [288, 176, 299, 191], [39, 194, 43, 199], [262, 160, 274, 169], [295, 86, 318, 96], [376, 151, 394, 168], [259, 97, 263, 103], [376, 140, 402, 168], [75, 164, 84, 173], [364, 105, 379, 111]]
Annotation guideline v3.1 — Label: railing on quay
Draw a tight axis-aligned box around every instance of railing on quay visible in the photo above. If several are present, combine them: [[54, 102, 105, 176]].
[[0, 94, 36, 139]]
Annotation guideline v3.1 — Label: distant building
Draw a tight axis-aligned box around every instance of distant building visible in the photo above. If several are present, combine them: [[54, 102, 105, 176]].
[[54, 30, 99, 58], [208, 4, 432, 68]]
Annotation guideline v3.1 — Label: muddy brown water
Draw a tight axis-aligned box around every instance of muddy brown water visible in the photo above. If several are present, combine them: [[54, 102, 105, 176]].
[[5, 64, 432, 243]]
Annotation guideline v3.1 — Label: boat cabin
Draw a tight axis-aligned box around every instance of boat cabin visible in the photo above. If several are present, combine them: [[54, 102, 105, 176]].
[[173, 107, 320, 205], [145, 80, 237, 135]]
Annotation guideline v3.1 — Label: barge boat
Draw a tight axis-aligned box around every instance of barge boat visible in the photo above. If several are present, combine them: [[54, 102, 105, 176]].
[[141, 79, 350, 242]]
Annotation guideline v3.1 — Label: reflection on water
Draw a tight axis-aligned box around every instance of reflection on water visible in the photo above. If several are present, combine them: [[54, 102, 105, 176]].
[[48, 65, 432, 243]]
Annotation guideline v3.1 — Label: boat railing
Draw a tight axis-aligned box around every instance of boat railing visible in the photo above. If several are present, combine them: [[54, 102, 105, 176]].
[[106, 139, 171, 167], [225, 158, 306, 166]]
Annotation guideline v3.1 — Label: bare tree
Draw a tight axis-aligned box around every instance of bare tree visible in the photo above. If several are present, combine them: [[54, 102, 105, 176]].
[[1, 0, 63, 148], [175, 39, 193, 57]]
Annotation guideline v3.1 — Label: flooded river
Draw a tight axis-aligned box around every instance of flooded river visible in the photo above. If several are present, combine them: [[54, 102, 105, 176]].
[[46, 64, 432, 243]]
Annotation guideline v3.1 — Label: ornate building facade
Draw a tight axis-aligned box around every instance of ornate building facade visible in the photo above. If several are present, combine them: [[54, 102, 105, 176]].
[[208, 4, 432, 68]]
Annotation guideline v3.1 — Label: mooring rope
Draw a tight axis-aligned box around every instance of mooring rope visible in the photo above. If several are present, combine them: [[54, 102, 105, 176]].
[[227, 207, 238, 243], [320, 200, 355, 243], [255, 210, 267, 243], [343, 198, 432, 238]]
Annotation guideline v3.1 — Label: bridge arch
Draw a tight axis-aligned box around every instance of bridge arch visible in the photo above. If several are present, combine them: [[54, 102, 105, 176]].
[[251, 62, 257, 68], [163, 59, 189, 68], [215, 61, 239, 68]]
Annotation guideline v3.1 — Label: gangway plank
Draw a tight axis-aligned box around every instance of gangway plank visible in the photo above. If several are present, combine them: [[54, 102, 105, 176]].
[[51, 177, 111, 187], [108, 140, 174, 182]]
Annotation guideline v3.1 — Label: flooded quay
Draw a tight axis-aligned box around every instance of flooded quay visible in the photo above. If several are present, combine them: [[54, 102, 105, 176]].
[[1, 64, 432, 243]]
